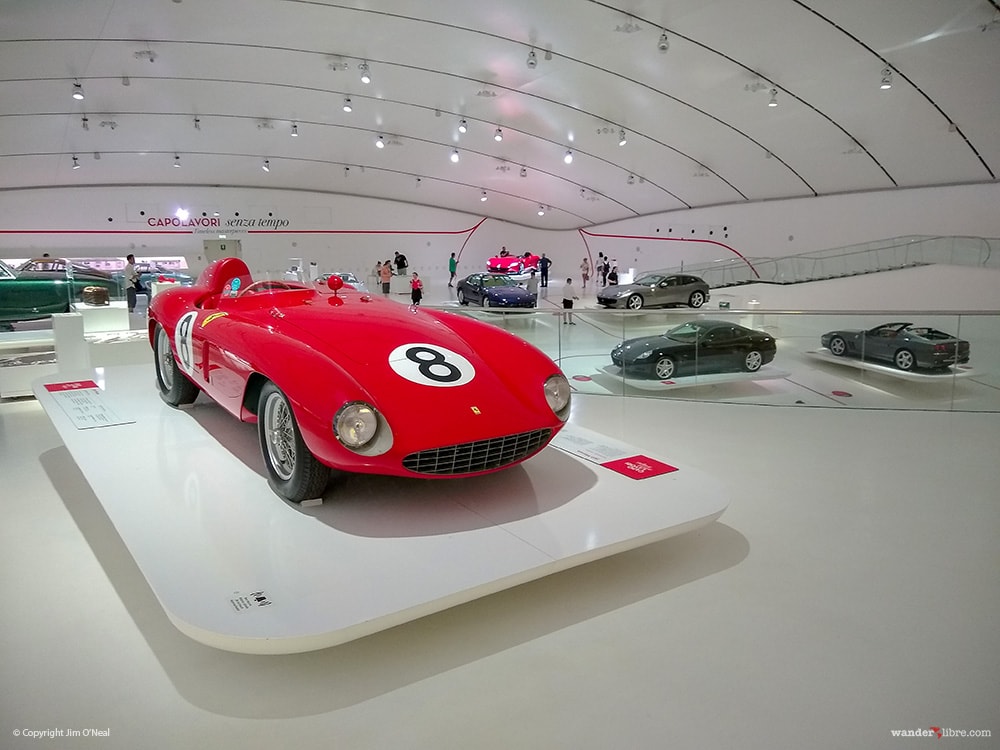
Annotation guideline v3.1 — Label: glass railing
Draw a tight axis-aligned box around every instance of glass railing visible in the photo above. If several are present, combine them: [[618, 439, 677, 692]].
[[442, 304, 1000, 413], [660, 235, 999, 287]]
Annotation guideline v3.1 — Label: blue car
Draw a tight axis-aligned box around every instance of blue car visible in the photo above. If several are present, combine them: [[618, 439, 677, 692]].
[[456, 273, 536, 308]]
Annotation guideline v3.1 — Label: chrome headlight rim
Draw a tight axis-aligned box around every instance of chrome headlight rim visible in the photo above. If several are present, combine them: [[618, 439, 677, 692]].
[[333, 400, 380, 450], [543, 373, 571, 421], [635, 349, 653, 360]]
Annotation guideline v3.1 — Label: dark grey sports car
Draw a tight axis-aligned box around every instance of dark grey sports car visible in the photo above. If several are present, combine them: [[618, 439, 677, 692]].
[[821, 322, 970, 371], [597, 272, 709, 310], [456, 273, 535, 308], [611, 319, 776, 379]]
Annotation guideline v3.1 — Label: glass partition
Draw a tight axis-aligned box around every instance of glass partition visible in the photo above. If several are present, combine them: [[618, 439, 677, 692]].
[[443, 304, 999, 413]]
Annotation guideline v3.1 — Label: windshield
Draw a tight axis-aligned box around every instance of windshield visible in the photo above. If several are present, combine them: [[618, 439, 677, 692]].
[[483, 275, 516, 287], [664, 321, 711, 341], [634, 273, 666, 285], [0, 259, 15, 280]]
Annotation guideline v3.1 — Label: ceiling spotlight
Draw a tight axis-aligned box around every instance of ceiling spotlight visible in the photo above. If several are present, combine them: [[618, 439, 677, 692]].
[[880, 67, 892, 90], [768, 88, 778, 107], [450, 149, 460, 163], [71, 155, 81, 170], [173, 154, 181, 168], [415, 176, 422, 187], [375, 134, 385, 148], [72, 81, 84, 100], [526, 48, 538, 69], [291, 122, 299, 136], [81, 116, 89, 131], [563, 149, 574, 164], [494, 127, 503, 142], [359, 61, 371, 84], [537, 204, 545, 216], [344, 166, 351, 176], [618, 128, 627, 146], [262, 159, 270, 172], [658, 31, 670, 52], [343, 97, 353, 112], [480, 191, 488, 202], [627, 174, 636, 184], [520, 166, 527, 177], [121, 75, 131, 87], [458, 119, 468, 134], [193, 117, 201, 130]]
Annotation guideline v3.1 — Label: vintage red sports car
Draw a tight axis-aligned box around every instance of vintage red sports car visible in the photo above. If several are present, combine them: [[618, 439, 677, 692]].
[[148, 258, 571, 502]]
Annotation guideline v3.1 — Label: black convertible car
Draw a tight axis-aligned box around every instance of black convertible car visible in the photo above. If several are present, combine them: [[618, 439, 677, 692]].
[[821, 322, 970, 371], [611, 319, 776, 379]]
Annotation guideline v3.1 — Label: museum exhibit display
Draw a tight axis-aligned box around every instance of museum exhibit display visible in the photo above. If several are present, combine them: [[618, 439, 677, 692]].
[[610, 319, 777, 380], [820, 322, 971, 372], [456, 273, 537, 308], [112, 262, 194, 292], [597, 273, 710, 310], [149, 258, 572, 502], [316, 272, 369, 294], [486, 254, 525, 274], [0, 258, 122, 325]]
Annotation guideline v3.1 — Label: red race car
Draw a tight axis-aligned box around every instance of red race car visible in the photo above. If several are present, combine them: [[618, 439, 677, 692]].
[[149, 258, 571, 502], [486, 255, 523, 274]]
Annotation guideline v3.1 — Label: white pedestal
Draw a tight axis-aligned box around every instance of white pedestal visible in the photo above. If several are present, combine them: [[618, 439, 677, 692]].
[[70, 300, 130, 333], [52, 312, 91, 371], [34, 365, 729, 654]]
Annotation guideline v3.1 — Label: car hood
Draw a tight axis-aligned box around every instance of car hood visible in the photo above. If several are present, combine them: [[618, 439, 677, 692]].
[[615, 334, 678, 356], [250, 293, 561, 440], [486, 286, 533, 300], [599, 282, 651, 296]]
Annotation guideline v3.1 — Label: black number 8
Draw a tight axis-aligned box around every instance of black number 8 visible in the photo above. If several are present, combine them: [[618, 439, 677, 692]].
[[405, 346, 461, 383]]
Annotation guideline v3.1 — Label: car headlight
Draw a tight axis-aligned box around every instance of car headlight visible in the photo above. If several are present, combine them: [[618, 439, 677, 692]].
[[615, 289, 631, 297], [635, 350, 652, 360], [544, 374, 571, 420], [334, 401, 379, 448]]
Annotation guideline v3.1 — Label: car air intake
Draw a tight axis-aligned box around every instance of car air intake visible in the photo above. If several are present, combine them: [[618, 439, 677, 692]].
[[402, 428, 552, 475]]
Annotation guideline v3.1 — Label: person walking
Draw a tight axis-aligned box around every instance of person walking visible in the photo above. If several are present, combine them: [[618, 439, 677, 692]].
[[561, 277, 579, 324], [579, 256, 591, 289], [124, 253, 139, 313], [526, 270, 539, 306], [448, 252, 457, 287], [538, 253, 551, 287], [379, 260, 393, 294], [410, 272, 423, 305]]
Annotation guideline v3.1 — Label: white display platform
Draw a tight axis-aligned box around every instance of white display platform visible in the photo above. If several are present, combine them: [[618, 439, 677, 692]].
[[596, 364, 790, 391], [70, 300, 129, 333], [0, 330, 57, 397], [33, 365, 728, 654], [806, 349, 977, 381]]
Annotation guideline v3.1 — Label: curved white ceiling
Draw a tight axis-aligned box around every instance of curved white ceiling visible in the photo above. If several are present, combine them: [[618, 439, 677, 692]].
[[1, 0, 997, 229]]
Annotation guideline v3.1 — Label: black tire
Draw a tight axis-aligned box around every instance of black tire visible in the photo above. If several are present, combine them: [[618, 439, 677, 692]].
[[257, 381, 330, 503], [654, 356, 676, 379], [828, 336, 847, 356], [743, 350, 763, 372], [689, 290, 706, 308], [154, 323, 199, 406], [894, 349, 916, 371], [626, 294, 644, 310], [457, 289, 467, 305], [481, 295, 488, 307]]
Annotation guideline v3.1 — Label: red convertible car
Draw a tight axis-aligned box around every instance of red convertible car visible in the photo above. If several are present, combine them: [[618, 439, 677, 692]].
[[486, 255, 523, 274], [149, 258, 571, 502]]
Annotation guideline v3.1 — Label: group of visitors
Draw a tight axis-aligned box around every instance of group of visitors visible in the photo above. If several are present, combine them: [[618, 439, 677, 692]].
[[579, 252, 618, 288]]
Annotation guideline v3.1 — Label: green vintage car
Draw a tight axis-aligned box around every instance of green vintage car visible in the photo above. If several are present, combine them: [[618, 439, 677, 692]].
[[0, 258, 123, 326]]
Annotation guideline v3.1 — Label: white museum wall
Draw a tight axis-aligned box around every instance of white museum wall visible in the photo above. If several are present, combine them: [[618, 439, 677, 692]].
[[0, 182, 997, 282]]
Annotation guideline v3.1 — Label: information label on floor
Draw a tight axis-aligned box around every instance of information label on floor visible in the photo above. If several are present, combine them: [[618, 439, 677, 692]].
[[551, 424, 678, 480], [43, 380, 135, 429]]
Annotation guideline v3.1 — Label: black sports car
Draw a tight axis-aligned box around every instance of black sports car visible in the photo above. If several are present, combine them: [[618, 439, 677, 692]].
[[611, 319, 776, 380], [456, 273, 536, 308], [821, 322, 970, 371]]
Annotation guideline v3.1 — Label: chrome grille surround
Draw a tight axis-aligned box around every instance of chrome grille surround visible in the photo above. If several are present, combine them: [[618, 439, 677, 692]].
[[402, 428, 552, 475]]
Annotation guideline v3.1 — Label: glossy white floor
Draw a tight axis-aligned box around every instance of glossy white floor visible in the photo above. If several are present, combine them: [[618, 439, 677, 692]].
[[1, 384, 998, 748], [2, 267, 999, 748]]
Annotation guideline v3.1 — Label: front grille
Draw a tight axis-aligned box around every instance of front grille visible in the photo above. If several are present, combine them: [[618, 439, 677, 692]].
[[402, 428, 552, 475]]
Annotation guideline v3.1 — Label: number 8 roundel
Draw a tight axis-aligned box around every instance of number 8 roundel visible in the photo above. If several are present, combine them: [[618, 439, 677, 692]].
[[387, 343, 475, 387]]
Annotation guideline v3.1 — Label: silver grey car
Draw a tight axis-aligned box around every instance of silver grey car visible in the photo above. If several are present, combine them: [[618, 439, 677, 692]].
[[596, 273, 709, 310]]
